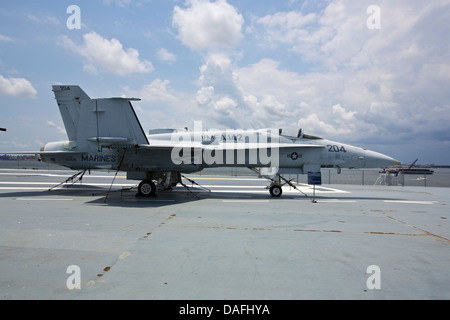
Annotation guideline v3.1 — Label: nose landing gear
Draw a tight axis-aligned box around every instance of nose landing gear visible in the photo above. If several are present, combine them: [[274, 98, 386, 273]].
[[269, 183, 283, 197]]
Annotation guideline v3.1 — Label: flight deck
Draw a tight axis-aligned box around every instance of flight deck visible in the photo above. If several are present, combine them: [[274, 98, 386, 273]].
[[0, 167, 449, 300]]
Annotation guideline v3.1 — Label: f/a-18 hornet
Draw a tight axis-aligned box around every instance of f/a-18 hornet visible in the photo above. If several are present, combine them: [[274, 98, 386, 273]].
[[36, 85, 399, 197]]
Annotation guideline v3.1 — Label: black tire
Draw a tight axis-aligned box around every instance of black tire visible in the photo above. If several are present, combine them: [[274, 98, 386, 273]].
[[269, 185, 282, 197], [138, 180, 156, 197]]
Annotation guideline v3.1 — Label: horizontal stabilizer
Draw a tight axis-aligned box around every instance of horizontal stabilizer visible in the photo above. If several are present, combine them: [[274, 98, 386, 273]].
[[87, 137, 132, 143], [2, 151, 85, 155], [110, 97, 141, 101]]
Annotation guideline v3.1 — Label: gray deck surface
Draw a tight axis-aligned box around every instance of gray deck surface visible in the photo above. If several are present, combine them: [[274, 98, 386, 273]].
[[0, 168, 449, 300]]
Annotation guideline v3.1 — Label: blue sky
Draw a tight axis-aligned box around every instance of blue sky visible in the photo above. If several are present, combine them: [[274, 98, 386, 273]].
[[0, 0, 449, 164]]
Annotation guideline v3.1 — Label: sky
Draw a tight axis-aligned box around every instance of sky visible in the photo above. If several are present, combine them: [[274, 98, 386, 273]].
[[0, 0, 449, 165]]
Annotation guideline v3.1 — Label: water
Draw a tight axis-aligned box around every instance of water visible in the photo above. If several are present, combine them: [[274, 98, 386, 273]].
[[198, 167, 450, 188], [1, 160, 449, 188], [320, 168, 450, 188]]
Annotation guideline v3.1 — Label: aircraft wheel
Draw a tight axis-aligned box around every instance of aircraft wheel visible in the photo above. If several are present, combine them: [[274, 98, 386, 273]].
[[138, 180, 156, 197], [269, 185, 282, 197]]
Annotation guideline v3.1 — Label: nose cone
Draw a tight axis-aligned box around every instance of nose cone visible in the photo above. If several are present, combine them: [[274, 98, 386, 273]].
[[364, 150, 399, 168]]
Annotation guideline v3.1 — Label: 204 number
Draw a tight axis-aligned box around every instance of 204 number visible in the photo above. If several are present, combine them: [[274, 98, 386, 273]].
[[327, 145, 347, 153]]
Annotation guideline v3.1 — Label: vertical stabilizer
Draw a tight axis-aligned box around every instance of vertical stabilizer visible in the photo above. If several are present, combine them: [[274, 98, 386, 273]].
[[52, 85, 148, 151], [52, 85, 90, 142]]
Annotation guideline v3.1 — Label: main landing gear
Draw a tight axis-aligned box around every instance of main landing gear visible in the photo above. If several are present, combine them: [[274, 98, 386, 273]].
[[137, 172, 179, 197], [137, 180, 156, 197], [137, 175, 211, 198], [136, 172, 187, 197]]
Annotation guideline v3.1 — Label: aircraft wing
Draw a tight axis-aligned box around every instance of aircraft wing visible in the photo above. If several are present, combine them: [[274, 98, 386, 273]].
[[138, 142, 325, 150], [270, 143, 325, 149], [127, 142, 325, 164], [123, 142, 326, 171]]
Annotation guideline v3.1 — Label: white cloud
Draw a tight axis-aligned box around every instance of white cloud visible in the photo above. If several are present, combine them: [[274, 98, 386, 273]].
[[256, 10, 317, 45], [196, 86, 215, 105], [59, 32, 153, 75], [298, 114, 349, 136], [124, 79, 180, 105], [102, 0, 132, 7], [213, 96, 238, 118], [173, 0, 244, 51], [332, 104, 356, 122], [0, 75, 37, 98], [46, 121, 66, 135], [27, 14, 60, 25], [123, 79, 199, 131], [157, 48, 177, 63], [0, 34, 13, 42], [194, 56, 318, 130], [247, 0, 450, 144], [195, 53, 246, 128]]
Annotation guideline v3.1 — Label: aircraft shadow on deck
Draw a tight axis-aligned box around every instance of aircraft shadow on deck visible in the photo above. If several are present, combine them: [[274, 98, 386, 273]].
[[0, 183, 406, 208]]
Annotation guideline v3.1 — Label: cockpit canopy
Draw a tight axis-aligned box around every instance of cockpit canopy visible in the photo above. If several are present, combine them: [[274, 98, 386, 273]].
[[278, 128, 322, 140]]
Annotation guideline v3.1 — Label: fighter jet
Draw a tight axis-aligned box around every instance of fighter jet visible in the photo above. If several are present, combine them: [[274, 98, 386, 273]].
[[35, 85, 398, 197]]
